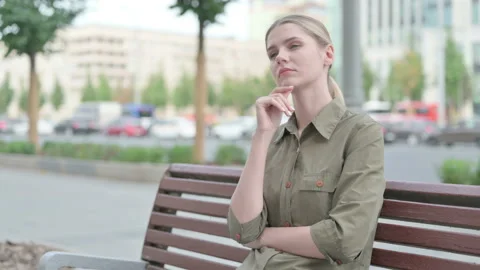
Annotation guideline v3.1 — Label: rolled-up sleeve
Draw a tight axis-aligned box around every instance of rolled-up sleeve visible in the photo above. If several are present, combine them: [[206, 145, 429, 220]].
[[310, 120, 386, 265], [227, 198, 268, 244]]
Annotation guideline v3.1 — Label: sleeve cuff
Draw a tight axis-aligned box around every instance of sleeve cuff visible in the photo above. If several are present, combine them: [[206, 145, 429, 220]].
[[310, 220, 346, 266], [227, 206, 268, 244]]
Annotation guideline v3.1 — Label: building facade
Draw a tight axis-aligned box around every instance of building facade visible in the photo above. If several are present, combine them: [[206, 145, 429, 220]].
[[358, 0, 480, 116]]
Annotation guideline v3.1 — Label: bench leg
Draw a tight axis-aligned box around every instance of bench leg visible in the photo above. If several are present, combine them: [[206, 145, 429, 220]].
[[37, 251, 147, 270]]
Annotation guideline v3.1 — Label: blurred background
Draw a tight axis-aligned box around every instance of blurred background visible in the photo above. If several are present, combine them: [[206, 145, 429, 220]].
[[0, 0, 479, 269]]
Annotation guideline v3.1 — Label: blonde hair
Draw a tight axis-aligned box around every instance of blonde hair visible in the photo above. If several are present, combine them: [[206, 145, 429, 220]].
[[265, 14, 345, 105]]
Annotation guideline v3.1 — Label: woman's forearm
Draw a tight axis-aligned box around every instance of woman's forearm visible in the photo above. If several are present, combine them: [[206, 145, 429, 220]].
[[229, 130, 275, 223], [261, 227, 325, 259]]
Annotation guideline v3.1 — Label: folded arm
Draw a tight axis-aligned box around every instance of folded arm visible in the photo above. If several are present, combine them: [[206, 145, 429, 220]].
[[260, 121, 386, 264]]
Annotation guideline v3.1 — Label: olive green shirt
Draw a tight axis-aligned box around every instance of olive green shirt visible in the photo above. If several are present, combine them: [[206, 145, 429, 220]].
[[227, 97, 386, 270]]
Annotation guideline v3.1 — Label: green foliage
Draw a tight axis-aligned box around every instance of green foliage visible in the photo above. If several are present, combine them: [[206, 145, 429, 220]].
[[96, 74, 113, 101], [438, 158, 479, 185], [385, 50, 425, 101], [444, 32, 471, 107], [219, 70, 273, 114], [170, 0, 235, 26], [0, 0, 85, 57], [1, 140, 249, 166], [50, 78, 64, 111], [142, 71, 169, 108], [0, 72, 15, 113], [81, 74, 96, 102], [363, 61, 375, 100], [172, 71, 195, 108], [214, 144, 246, 165], [168, 145, 194, 163]]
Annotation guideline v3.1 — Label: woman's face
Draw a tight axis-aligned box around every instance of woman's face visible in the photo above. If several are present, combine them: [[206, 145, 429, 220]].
[[266, 23, 333, 89]]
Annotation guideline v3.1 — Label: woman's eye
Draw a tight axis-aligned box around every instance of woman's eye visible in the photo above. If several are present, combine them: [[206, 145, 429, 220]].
[[269, 52, 277, 59], [290, 44, 300, 49]]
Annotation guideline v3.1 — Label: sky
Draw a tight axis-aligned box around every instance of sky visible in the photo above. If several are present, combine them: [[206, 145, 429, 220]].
[[73, 0, 251, 40]]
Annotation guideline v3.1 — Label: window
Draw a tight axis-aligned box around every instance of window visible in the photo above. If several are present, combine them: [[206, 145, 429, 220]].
[[444, 0, 452, 26], [473, 0, 480, 24], [422, 0, 438, 27]]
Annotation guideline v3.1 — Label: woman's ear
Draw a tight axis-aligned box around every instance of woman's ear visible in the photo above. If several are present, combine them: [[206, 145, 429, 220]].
[[324, 45, 334, 67]]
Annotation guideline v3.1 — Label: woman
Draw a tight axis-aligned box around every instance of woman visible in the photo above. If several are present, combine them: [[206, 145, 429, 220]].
[[227, 14, 386, 270]]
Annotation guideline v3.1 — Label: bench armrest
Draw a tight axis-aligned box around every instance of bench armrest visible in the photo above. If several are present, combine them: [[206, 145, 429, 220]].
[[37, 251, 147, 270]]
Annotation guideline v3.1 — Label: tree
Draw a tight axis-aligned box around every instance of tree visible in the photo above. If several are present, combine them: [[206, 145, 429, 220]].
[[96, 74, 113, 101], [0, 72, 14, 114], [363, 61, 375, 100], [170, 0, 236, 163], [444, 32, 472, 115], [207, 82, 216, 107], [142, 71, 169, 108], [81, 74, 96, 102], [172, 71, 194, 109], [386, 50, 425, 102], [50, 78, 64, 111], [0, 0, 85, 151]]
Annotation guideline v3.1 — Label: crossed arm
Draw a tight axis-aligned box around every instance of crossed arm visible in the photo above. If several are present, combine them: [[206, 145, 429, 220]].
[[228, 122, 386, 265]]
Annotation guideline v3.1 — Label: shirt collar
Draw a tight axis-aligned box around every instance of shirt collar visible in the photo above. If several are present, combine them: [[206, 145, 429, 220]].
[[273, 97, 346, 143]]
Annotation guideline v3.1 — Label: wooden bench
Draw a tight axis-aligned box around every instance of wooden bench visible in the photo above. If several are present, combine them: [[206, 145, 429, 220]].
[[37, 163, 480, 270]]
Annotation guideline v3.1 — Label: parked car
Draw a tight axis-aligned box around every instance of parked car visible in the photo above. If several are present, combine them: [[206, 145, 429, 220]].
[[105, 117, 148, 137], [148, 117, 196, 139]]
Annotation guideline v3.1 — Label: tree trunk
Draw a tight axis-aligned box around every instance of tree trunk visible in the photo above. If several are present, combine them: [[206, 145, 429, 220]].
[[194, 20, 207, 163], [28, 53, 40, 153]]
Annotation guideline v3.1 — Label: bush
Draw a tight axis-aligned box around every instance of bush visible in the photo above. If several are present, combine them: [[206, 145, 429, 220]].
[[0, 140, 35, 155], [214, 144, 246, 165], [0, 140, 249, 166], [438, 158, 478, 185], [168, 145, 194, 163]]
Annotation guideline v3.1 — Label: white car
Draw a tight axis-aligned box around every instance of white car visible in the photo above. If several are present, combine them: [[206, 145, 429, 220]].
[[149, 117, 195, 139], [13, 119, 54, 136], [211, 116, 257, 140]]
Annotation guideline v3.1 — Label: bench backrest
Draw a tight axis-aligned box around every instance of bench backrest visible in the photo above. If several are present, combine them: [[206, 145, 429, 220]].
[[141, 163, 480, 270]]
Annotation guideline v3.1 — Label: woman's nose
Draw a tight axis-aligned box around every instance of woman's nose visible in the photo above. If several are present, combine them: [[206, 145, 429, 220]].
[[275, 53, 287, 64]]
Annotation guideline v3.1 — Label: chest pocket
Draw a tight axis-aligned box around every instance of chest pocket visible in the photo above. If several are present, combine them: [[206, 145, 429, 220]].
[[290, 170, 338, 225], [298, 171, 338, 192]]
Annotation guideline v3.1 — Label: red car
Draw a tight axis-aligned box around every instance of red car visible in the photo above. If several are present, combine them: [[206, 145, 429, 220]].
[[105, 117, 147, 137]]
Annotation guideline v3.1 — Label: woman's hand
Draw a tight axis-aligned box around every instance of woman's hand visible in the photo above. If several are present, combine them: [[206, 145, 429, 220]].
[[255, 86, 294, 132]]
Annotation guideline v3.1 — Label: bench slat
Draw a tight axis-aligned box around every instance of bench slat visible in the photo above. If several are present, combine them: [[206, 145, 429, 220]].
[[381, 199, 480, 230], [154, 194, 228, 217], [161, 177, 236, 198], [145, 229, 249, 262], [371, 248, 480, 270], [386, 181, 480, 207], [376, 223, 480, 256], [149, 212, 229, 238], [168, 164, 241, 183], [142, 246, 235, 270]]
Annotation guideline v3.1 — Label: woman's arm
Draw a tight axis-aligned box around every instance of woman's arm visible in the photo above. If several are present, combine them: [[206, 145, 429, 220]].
[[260, 120, 385, 264], [227, 130, 275, 243]]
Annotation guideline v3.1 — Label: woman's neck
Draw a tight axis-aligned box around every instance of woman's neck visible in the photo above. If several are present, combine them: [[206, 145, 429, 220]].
[[292, 82, 332, 134]]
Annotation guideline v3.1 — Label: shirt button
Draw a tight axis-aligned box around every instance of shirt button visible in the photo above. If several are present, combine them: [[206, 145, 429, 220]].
[[235, 233, 241, 240], [285, 181, 292, 188], [336, 259, 342, 265], [316, 180, 324, 187], [284, 221, 291, 227]]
